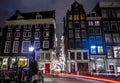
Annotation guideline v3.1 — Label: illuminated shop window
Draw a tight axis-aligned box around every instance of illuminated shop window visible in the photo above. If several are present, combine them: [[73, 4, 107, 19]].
[[91, 46, 96, 54]]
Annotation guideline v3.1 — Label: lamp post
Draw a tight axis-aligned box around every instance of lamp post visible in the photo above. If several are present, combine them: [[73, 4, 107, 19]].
[[28, 46, 34, 68]]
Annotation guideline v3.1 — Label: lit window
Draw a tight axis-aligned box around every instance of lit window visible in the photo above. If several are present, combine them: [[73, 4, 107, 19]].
[[43, 41, 49, 48], [113, 46, 120, 58], [105, 34, 112, 43], [113, 34, 120, 43], [106, 46, 113, 58], [97, 46, 103, 54], [80, 15, 85, 20], [74, 15, 79, 20], [44, 31, 49, 37], [88, 21, 94, 26], [95, 21, 100, 26], [91, 46, 96, 54], [68, 15, 72, 20]]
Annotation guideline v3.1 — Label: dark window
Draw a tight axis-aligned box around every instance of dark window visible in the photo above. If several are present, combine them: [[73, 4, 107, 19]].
[[77, 52, 81, 60], [83, 52, 88, 60], [70, 52, 75, 60]]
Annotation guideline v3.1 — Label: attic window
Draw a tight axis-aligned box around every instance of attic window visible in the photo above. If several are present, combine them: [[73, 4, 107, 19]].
[[36, 13, 42, 19], [17, 13, 23, 20]]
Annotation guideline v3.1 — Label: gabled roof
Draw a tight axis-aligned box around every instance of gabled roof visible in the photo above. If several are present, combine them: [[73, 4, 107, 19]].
[[7, 10, 55, 20]]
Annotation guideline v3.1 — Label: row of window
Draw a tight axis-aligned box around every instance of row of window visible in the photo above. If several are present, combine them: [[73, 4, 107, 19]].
[[68, 52, 88, 60], [103, 21, 120, 31], [90, 46, 103, 54], [68, 14, 85, 20], [6, 31, 49, 39], [69, 29, 86, 38], [7, 24, 50, 31], [4, 40, 49, 53], [17, 13, 43, 20], [36, 53, 51, 61], [102, 9, 120, 18], [106, 46, 120, 59], [105, 34, 120, 43]]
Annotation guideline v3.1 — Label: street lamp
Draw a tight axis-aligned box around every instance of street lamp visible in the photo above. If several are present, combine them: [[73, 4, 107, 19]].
[[28, 46, 34, 68]]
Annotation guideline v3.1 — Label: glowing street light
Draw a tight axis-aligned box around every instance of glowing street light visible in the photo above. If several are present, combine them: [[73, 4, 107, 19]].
[[29, 46, 34, 52]]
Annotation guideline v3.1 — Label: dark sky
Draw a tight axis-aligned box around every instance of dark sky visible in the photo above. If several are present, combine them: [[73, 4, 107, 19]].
[[0, 0, 119, 51]]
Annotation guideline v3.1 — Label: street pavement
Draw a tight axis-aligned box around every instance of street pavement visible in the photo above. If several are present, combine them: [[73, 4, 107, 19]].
[[43, 74, 107, 83]]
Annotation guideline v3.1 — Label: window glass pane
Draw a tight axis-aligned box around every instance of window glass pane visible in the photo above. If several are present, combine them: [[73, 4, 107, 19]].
[[88, 21, 94, 26], [95, 21, 100, 26], [75, 30, 80, 38], [43, 41, 49, 48], [34, 41, 40, 49], [105, 34, 112, 43], [4, 41, 11, 53], [70, 52, 75, 60], [113, 46, 120, 58], [106, 46, 113, 58], [91, 46, 96, 54], [83, 52, 88, 60], [74, 22, 79, 28], [97, 46, 103, 54], [69, 30, 74, 38], [69, 40, 74, 49], [12, 41, 19, 53], [45, 53, 50, 61], [75, 40, 81, 49], [22, 41, 31, 53], [77, 52, 81, 60], [113, 34, 120, 43], [117, 9, 120, 18], [102, 10, 107, 18]]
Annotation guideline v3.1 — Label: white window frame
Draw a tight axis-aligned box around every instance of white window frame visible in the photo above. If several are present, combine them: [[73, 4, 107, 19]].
[[4, 41, 11, 53], [43, 41, 49, 48], [34, 41, 40, 49], [21, 41, 31, 53], [12, 41, 19, 53]]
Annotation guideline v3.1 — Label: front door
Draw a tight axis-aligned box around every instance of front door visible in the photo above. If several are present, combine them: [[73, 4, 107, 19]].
[[45, 64, 50, 74]]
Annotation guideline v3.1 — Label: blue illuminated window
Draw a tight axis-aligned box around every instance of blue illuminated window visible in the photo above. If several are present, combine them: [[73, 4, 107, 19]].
[[91, 46, 96, 54]]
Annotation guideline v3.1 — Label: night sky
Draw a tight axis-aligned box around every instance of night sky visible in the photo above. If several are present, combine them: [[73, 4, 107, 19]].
[[0, 0, 119, 51]]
